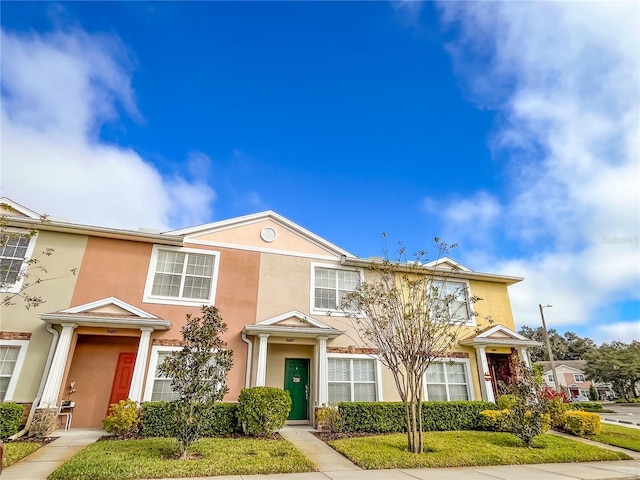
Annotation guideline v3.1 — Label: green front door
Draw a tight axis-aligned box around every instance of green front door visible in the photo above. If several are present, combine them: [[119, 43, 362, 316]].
[[284, 358, 309, 420]]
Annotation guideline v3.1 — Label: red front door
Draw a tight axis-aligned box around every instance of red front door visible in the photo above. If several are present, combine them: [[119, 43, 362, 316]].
[[108, 352, 136, 412]]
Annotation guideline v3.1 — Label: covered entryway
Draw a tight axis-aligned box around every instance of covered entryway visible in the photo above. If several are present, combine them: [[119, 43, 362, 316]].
[[459, 325, 542, 402], [37, 297, 171, 428], [242, 310, 343, 422]]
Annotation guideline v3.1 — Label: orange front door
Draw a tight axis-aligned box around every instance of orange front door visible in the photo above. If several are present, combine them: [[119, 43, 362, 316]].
[[108, 352, 136, 412]]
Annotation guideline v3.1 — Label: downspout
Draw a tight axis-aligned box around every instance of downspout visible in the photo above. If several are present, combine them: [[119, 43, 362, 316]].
[[241, 333, 253, 388], [8, 323, 59, 440]]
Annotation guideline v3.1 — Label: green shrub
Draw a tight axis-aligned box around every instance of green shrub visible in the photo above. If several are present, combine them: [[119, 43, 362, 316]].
[[496, 395, 519, 410], [563, 411, 601, 437], [478, 409, 509, 431], [338, 401, 495, 433], [237, 387, 291, 436], [315, 405, 344, 433], [589, 385, 599, 401], [0, 403, 24, 438], [572, 402, 604, 413], [141, 401, 238, 437], [102, 399, 140, 438], [544, 397, 570, 429]]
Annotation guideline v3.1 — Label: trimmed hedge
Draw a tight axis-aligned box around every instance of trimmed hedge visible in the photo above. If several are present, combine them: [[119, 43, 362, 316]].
[[237, 387, 291, 436], [141, 401, 238, 437], [563, 410, 601, 437], [0, 403, 24, 438], [338, 401, 495, 433]]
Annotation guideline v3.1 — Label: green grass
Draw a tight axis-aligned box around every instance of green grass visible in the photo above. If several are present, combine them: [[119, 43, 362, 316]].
[[2, 441, 42, 468], [49, 437, 315, 480], [327, 431, 631, 469], [593, 424, 640, 452]]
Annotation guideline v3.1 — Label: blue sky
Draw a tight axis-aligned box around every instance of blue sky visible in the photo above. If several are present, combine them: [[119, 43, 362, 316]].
[[1, 2, 638, 344]]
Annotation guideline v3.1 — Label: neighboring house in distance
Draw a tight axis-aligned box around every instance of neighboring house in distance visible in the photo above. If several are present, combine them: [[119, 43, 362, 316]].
[[1, 197, 541, 429], [537, 360, 613, 400]]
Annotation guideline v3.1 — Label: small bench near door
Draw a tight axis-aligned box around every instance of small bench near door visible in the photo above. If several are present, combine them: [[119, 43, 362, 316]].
[[58, 402, 75, 430]]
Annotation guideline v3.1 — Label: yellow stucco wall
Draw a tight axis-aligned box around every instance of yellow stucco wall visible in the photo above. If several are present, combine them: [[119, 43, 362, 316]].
[[0, 230, 87, 402]]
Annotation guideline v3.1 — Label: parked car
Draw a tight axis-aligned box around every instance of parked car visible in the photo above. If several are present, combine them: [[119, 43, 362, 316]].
[[572, 394, 590, 402]]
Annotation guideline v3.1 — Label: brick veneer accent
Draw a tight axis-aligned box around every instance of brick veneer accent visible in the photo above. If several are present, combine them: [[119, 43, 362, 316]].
[[327, 346, 379, 355], [152, 339, 185, 346], [0, 331, 32, 340]]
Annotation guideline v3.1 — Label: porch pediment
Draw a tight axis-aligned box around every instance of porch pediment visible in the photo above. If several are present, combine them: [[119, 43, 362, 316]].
[[243, 310, 343, 338], [39, 297, 172, 330], [459, 324, 542, 348]]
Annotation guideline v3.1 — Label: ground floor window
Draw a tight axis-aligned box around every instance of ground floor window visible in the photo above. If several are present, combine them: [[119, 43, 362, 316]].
[[328, 355, 380, 402], [0, 340, 29, 402], [144, 346, 181, 401], [424, 359, 472, 401]]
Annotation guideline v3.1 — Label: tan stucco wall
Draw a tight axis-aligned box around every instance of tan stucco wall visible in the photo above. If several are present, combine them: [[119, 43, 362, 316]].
[[0, 230, 87, 402], [190, 219, 334, 257]]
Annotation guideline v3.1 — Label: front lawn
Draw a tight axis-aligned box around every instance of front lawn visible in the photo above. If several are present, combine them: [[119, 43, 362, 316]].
[[2, 441, 42, 468], [49, 437, 315, 480], [594, 424, 640, 452], [327, 431, 631, 469]]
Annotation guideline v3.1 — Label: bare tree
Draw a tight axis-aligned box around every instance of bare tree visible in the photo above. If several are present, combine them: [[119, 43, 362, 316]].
[[342, 238, 485, 454]]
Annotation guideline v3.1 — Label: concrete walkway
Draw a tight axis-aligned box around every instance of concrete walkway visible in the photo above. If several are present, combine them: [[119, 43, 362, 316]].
[[3, 426, 639, 480], [2, 428, 105, 480]]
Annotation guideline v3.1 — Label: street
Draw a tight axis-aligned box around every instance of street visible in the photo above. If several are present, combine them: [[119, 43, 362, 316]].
[[599, 402, 640, 428]]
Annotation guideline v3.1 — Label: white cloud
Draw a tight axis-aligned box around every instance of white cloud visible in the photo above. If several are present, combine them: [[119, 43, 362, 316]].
[[0, 28, 215, 231], [435, 2, 640, 339], [594, 320, 640, 345]]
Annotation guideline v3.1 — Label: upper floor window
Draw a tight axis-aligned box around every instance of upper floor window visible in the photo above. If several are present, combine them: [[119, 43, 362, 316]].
[[143, 246, 220, 306], [430, 279, 473, 324], [574, 374, 586, 382], [312, 264, 360, 313], [1, 232, 37, 293], [547, 374, 554, 383]]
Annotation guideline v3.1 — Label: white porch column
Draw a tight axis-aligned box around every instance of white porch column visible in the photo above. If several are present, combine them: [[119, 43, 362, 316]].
[[255, 334, 269, 387], [128, 327, 154, 403], [516, 346, 531, 368], [317, 336, 328, 405], [475, 346, 495, 403], [39, 322, 77, 407]]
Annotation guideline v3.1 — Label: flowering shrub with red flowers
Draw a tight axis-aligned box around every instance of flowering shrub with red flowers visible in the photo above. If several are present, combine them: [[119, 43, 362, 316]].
[[540, 386, 570, 403]]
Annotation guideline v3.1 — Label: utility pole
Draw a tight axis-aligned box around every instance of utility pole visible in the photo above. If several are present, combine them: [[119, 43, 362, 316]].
[[539, 304, 561, 392]]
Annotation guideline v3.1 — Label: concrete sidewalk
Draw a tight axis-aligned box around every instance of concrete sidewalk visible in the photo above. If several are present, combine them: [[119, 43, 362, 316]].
[[3, 426, 639, 480], [2, 428, 104, 480]]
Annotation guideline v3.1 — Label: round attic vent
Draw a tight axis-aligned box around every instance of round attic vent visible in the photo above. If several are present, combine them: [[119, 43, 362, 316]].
[[260, 227, 277, 243]]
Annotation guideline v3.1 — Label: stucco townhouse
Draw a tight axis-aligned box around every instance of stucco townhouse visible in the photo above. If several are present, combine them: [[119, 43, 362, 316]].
[[1, 197, 540, 429]]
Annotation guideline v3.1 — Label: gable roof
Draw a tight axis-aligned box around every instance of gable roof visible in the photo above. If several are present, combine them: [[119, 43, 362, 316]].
[[536, 360, 587, 373], [424, 257, 472, 272], [243, 310, 343, 338], [0, 197, 41, 219], [459, 324, 543, 347], [39, 297, 172, 330], [167, 210, 354, 259]]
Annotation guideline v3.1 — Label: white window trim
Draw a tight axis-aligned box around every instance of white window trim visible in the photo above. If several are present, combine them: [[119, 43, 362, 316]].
[[143, 345, 182, 401], [310, 262, 364, 316], [423, 357, 475, 401], [327, 353, 383, 402], [142, 245, 220, 306], [0, 229, 38, 294], [430, 278, 476, 327], [574, 374, 586, 383], [0, 339, 29, 401], [547, 374, 554, 383]]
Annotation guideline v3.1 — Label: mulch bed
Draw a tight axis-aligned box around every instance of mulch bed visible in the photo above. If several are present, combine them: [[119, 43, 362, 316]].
[[3, 436, 58, 446]]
